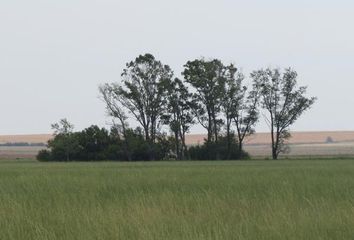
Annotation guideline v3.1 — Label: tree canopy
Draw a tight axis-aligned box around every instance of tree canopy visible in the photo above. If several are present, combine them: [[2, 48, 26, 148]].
[[38, 55, 316, 161]]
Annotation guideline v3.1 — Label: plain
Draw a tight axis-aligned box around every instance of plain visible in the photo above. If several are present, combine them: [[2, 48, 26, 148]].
[[1, 159, 354, 240]]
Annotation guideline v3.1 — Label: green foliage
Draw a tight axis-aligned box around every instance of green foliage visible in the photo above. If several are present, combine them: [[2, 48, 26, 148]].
[[102, 53, 174, 160], [227, 70, 261, 152], [183, 58, 226, 144], [76, 125, 112, 160], [162, 78, 195, 160], [119, 54, 173, 141], [252, 68, 317, 159], [182, 59, 257, 159], [51, 118, 74, 135], [47, 132, 80, 161], [49, 119, 78, 161], [36, 149, 51, 161], [37, 125, 174, 162], [123, 128, 150, 161], [98, 54, 316, 160], [188, 135, 249, 160]]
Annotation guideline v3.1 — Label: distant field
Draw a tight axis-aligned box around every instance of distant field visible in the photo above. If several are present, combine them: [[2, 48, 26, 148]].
[[186, 131, 354, 145], [0, 134, 52, 144], [1, 160, 354, 239], [0, 146, 46, 159], [186, 131, 354, 158], [1, 131, 354, 159], [245, 142, 354, 158], [2, 143, 354, 160], [0, 134, 50, 159], [1, 131, 354, 146]]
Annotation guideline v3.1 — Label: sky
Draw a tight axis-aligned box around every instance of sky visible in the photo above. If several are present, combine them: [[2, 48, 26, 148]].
[[0, 0, 353, 134]]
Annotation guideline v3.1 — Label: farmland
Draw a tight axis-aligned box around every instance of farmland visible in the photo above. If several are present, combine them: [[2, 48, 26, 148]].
[[3, 141, 354, 160], [2, 131, 354, 159], [0, 146, 46, 160], [1, 159, 354, 239]]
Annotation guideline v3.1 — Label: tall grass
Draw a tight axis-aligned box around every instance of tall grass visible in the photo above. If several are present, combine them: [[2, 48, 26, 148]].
[[1, 160, 354, 239]]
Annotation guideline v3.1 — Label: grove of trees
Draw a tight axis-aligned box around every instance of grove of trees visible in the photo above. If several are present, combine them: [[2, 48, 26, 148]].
[[38, 53, 316, 161]]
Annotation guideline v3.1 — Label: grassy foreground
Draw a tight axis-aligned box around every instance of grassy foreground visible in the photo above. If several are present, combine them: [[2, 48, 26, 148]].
[[1, 160, 354, 239]]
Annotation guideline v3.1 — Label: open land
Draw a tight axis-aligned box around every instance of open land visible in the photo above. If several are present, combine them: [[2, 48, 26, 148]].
[[1, 133, 354, 239], [1, 159, 354, 239]]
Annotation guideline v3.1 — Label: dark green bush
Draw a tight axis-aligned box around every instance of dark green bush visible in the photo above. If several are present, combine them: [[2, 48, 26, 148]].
[[188, 136, 249, 160], [36, 149, 52, 161], [37, 125, 249, 161], [37, 126, 173, 161]]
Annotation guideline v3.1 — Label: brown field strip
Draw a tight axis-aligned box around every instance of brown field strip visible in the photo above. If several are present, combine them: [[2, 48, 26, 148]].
[[1, 131, 354, 159]]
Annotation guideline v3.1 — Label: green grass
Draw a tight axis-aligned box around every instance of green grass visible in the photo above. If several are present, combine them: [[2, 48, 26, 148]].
[[1, 159, 354, 239]]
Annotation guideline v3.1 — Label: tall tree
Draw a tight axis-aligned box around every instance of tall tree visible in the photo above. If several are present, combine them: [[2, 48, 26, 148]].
[[231, 73, 261, 155], [99, 84, 131, 161], [252, 68, 316, 159], [221, 65, 260, 158], [162, 78, 195, 160], [220, 64, 239, 158], [50, 119, 77, 161], [110, 53, 173, 160], [182, 58, 226, 144]]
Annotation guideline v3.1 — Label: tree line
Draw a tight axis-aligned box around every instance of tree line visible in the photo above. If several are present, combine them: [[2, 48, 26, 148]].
[[37, 53, 316, 161]]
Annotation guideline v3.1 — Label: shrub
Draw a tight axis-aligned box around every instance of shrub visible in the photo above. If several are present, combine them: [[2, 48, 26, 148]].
[[36, 149, 52, 161], [36, 126, 174, 161], [188, 136, 249, 160]]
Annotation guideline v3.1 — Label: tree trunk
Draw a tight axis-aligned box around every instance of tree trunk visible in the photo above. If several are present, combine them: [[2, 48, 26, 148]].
[[181, 129, 187, 160], [226, 118, 231, 160], [238, 141, 243, 158], [271, 121, 277, 160], [212, 110, 218, 143], [175, 130, 180, 160], [271, 134, 278, 160], [211, 108, 219, 160], [235, 119, 244, 159], [207, 111, 213, 143], [143, 125, 154, 161], [144, 126, 149, 142], [272, 146, 277, 160]]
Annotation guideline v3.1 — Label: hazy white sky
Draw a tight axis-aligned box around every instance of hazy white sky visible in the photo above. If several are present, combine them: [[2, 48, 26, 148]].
[[1, 0, 353, 134]]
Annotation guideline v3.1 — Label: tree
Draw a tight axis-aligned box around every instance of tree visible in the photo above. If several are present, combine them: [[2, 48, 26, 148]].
[[188, 135, 249, 160], [51, 118, 74, 135], [252, 68, 316, 159], [105, 53, 173, 160], [162, 78, 195, 160], [231, 72, 261, 155], [99, 84, 131, 161], [220, 64, 239, 158], [76, 125, 112, 160], [49, 118, 78, 161], [220, 65, 260, 159], [183, 58, 226, 144]]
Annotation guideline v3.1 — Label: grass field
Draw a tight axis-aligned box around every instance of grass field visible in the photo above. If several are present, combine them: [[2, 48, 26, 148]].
[[1, 160, 354, 239]]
